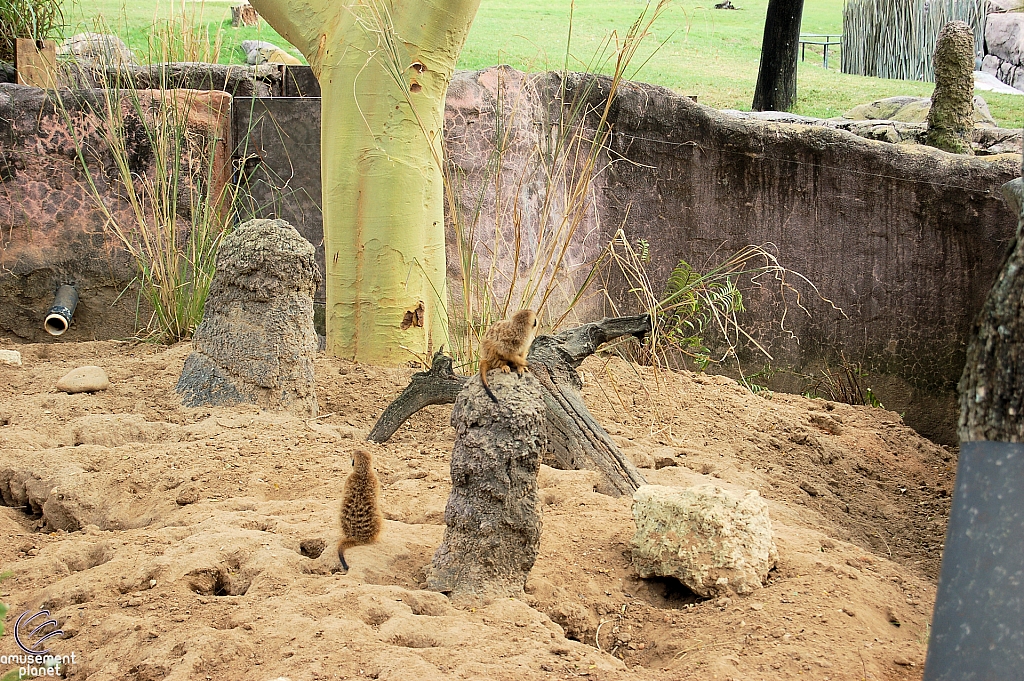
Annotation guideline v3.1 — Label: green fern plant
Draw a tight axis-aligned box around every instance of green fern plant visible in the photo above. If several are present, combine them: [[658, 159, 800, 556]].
[[659, 258, 745, 369]]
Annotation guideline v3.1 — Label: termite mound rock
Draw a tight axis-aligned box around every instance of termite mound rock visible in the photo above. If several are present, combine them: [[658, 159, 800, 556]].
[[176, 218, 321, 415], [925, 21, 976, 155], [427, 372, 547, 605]]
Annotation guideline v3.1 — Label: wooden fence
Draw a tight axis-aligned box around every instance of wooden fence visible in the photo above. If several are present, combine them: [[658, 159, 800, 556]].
[[841, 0, 986, 81]]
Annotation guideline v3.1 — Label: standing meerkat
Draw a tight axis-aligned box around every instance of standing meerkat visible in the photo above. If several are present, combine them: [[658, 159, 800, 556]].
[[479, 309, 540, 403], [337, 449, 383, 571]]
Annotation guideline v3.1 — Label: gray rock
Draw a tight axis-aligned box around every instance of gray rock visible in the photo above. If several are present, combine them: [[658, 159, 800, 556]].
[[974, 69, 1024, 95], [988, 0, 1023, 12], [240, 40, 280, 55], [982, 54, 1002, 76], [427, 371, 547, 604], [844, 94, 996, 127], [56, 365, 110, 393], [58, 33, 136, 67], [240, 40, 300, 66], [985, 12, 1024, 65], [631, 484, 778, 597], [987, 0, 1024, 13], [176, 218, 321, 415], [1004, 176, 1023, 218]]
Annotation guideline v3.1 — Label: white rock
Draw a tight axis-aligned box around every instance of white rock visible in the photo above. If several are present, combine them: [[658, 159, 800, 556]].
[[630, 484, 778, 597], [56, 366, 110, 393], [982, 54, 1002, 77], [0, 350, 22, 366], [58, 32, 136, 67], [974, 70, 1024, 95]]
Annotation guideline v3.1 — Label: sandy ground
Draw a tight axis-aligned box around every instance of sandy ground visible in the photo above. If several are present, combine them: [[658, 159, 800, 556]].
[[0, 339, 956, 681]]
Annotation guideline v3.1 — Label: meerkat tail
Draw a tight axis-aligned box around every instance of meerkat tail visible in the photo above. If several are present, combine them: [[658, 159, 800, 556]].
[[338, 538, 360, 571], [480, 360, 499, 403]]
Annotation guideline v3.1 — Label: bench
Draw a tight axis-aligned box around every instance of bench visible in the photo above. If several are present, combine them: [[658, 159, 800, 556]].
[[799, 34, 842, 69]]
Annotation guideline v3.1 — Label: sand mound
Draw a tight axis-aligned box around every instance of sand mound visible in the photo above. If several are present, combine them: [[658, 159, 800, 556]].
[[0, 339, 952, 680]]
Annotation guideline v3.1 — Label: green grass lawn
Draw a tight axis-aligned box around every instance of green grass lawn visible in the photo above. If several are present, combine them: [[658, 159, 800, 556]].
[[67, 0, 1023, 128]]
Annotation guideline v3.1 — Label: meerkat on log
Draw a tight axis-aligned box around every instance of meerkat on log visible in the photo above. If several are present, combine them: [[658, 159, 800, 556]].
[[337, 449, 383, 571], [478, 309, 540, 403]]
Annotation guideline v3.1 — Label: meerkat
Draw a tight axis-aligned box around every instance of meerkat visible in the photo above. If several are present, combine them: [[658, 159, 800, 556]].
[[337, 449, 383, 571], [478, 309, 540, 403]]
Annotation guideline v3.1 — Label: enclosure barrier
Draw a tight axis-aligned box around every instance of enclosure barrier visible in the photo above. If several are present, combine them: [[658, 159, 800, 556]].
[[842, 0, 985, 82]]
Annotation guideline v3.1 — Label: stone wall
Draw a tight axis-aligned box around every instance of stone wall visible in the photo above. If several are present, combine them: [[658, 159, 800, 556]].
[[578, 73, 1019, 443], [0, 84, 232, 341], [1, 67, 1020, 443]]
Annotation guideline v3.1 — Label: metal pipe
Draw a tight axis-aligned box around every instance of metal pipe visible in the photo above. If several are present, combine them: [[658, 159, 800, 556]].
[[43, 284, 78, 336]]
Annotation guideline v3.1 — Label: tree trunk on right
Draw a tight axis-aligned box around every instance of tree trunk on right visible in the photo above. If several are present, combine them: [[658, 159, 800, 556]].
[[958, 165, 1024, 441], [752, 0, 805, 112]]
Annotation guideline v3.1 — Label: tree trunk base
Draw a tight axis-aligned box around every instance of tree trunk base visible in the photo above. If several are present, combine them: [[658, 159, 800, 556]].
[[426, 372, 546, 605]]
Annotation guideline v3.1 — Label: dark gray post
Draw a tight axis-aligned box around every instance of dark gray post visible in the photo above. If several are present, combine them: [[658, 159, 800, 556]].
[[923, 442, 1024, 679], [752, 0, 806, 112]]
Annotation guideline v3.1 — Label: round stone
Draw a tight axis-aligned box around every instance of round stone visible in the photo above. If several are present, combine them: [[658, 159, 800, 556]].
[[56, 365, 111, 393]]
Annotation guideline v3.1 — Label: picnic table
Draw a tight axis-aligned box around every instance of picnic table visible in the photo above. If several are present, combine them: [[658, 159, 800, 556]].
[[799, 34, 841, 69]]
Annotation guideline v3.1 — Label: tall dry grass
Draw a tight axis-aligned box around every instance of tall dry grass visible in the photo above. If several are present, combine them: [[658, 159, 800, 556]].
[[441, 1, 671, 370], [56, 9, 238, 342], [0, 0, 69, 62], [599, 229, 842, 401], [145, 0, 224, 64]]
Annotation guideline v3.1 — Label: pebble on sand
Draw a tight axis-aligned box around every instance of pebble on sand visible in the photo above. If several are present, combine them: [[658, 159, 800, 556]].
[[0, 350, 22, 366], [56, 365, 111, 393]]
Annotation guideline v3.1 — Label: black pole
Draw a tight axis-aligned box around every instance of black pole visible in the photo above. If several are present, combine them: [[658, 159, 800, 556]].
[[923, 441, 1024, 680], [751, 0, 805, 112]]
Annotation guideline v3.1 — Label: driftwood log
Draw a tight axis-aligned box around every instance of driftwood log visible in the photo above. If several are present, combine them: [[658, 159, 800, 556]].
[[368, 315, 651, 496]]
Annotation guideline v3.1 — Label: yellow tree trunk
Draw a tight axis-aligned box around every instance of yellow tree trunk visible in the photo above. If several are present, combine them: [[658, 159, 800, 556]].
[[248, 0, 480, 363]]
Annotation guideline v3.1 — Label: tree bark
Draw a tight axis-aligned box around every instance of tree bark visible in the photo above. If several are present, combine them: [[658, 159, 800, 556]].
[[367, 315, 651, 495], [367, 351, 466, 442], [958, 164, 1024, 441], [751, 0, 805, 112], [248, 0, 481, 365]]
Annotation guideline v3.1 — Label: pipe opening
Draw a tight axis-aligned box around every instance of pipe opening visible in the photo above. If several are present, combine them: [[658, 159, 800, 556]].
[[44, 285, 79, 337], [44, 314, 69, 336]]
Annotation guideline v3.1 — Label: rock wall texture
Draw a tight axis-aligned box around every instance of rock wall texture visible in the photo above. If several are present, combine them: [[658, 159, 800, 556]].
[[563, 71, 1019, 444], [1, 85, 143, 341], [0, 84, 232, 342], [2, 66, 1021, 442]]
